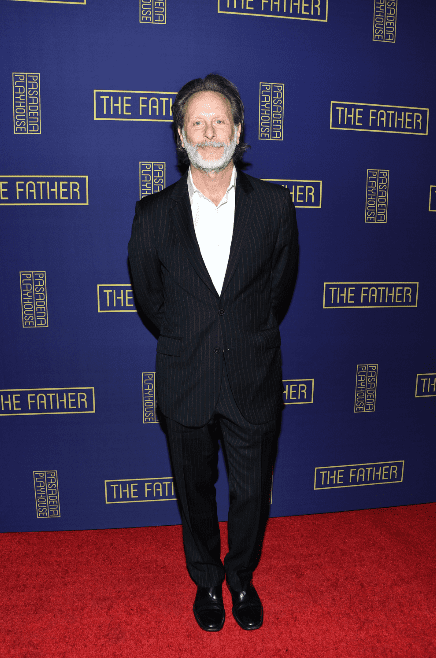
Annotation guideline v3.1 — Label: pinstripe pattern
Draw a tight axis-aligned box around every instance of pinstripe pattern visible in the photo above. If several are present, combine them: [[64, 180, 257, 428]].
[[165, 359, 278, 589], [129, 170, 297, 589], [128, 170, 298, 427]]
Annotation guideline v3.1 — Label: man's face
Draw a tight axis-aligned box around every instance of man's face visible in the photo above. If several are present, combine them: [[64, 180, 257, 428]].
[[178, 91, 241, 173]]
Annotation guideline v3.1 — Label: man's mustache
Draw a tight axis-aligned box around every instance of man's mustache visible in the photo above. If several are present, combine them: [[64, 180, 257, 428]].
[[193, 141, 226, 149]]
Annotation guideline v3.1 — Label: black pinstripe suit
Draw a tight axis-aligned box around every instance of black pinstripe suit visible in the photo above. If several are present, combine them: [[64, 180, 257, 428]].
[[128, 169, 298, 589]]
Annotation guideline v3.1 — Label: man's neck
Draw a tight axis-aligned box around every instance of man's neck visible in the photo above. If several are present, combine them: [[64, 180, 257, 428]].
[[190, 161, 235, 207]]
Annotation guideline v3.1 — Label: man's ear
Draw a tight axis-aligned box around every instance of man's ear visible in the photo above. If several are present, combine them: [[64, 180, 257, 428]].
[[236, 124, 241, 144], [178, 128, 185, 148]]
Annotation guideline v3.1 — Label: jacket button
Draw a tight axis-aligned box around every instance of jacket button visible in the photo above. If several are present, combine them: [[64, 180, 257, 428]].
[[219, 309, 225, 315], [214, 347, 220, 354]]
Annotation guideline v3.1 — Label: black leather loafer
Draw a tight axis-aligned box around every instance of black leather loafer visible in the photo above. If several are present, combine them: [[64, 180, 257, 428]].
[[228, 583, 263, 630], [193, 585, 225, 632]]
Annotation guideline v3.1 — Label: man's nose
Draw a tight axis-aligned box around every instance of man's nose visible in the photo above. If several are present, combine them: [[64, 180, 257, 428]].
[[203, 121, 215, 140]]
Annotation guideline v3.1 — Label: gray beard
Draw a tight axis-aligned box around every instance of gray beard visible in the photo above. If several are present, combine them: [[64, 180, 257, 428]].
[[181, 128, 238, 173]]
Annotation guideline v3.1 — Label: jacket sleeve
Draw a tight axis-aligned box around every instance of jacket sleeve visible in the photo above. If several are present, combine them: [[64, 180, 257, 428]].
[[128, 200, 165, 332], [271, 190, 299, 323]]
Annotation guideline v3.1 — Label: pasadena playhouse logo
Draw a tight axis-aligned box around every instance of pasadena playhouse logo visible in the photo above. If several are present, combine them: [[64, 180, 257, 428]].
[[12, 73, 41, 134], [365, 170, 388, 223], [140, 0, 165, 23], [263, 179, 321, 208], [20, 271, 48, 328], [283, 379, 314, 404], [143, 372, 157, 423], [330, 102, 429, 135], [140, 162, 166, 198], [323, 283, 419, 309], [33, 470, 60, 519], [218, 0, 328, 22], [0, 387, 95, 416], [373, 0, 398, 43], [314, 460, 404, 490], [0, 176, 88, 205], [415, 374, 436, 398], [259, 83, 284, 141], [354, 364, 378, 413], [94, 91, 176, 122], [97, 285, 136, 312], [429, 186, 436, 212], [105, 477, 176, 503]]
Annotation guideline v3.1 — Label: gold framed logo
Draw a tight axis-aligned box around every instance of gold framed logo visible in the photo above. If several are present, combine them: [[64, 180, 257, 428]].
[[429, 186, 436, 212], [323, 283, 419, 309], [373, 0, 397, 43], [94, 91, 176, 122], [259, 83, 284, 141], [415, 374, 436, 398], [13, 73, 41, 134], [139, 162, 166, 198], [0, 387, 95, 416], [283, 379, 314, 404], [354, 364, 378, 413], [105, 477, 175, 503], [142, 373, 157, 423], [33, 471, 61, 518], [140, 0, 166, 23], [330, 102, 428, 135], [97, 285, 136, 312], [0, 176, 88, 205], [20, 271, 48, 327], [12, 0, 85, 4], [263, 179, 322, 208], [365, 170, 389, 222], [314, 461, 404, 489], [218, 0, 328, 22]]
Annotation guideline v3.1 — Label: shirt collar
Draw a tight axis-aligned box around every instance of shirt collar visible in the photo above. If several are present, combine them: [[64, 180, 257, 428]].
[[187, 166, 237, 204]]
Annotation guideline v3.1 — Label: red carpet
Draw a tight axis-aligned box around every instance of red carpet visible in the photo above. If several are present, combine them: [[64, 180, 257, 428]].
[[1, 504, 435, 657]]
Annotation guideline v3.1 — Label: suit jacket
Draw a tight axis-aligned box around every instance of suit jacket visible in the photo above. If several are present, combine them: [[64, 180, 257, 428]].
[[128, 169, 298, 427]]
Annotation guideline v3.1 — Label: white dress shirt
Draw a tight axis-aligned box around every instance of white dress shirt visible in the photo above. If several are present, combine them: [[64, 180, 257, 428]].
[[187, 166, 237, 296]]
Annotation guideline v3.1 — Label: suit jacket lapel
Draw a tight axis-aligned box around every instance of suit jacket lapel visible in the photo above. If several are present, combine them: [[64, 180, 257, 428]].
[[221, 170, 253, 296], [169, 173, 218, 297]]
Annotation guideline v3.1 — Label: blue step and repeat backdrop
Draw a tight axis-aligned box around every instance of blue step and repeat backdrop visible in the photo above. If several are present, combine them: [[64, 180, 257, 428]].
[[1, 0, 435, 533]]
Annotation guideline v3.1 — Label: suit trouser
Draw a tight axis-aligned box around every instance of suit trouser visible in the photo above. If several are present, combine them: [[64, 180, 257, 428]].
[[165, 358, 279, 592]]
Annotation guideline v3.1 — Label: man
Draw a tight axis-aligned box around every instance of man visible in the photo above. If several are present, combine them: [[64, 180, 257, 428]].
[[128, 74, 298, 631]]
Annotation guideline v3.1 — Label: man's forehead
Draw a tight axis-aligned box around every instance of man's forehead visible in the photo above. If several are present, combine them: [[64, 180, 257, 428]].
[[185, 91, 232, 117]]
